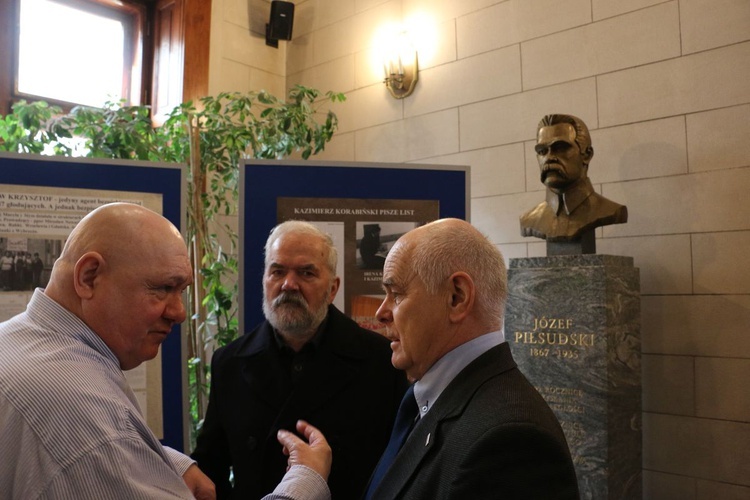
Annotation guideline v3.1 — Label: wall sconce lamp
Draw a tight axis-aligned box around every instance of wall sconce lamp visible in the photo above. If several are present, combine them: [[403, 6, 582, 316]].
[[383, 35, 419, 99]]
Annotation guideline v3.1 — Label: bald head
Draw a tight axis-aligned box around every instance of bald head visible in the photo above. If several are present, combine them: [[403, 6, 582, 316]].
[[45, 203, 191, 370], [53, 203, 182, 276], [47, 203, 187, 295], [377, 219, 508, 380], [395, 218, 508, 329]]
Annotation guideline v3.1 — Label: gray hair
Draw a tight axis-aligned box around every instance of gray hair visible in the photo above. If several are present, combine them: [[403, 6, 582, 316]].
[[264, 220, 337, 274], [410, 222, 508, 329]]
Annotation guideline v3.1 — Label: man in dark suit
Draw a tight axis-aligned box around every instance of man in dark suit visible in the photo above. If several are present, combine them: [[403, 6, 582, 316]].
[[364, 218, 580, 500], [191, 220, 407, 500]]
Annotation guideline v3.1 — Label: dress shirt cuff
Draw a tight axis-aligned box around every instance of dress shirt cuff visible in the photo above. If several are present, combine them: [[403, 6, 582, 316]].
[[164, 446, 196, 476], [270, 465, 331, 500]]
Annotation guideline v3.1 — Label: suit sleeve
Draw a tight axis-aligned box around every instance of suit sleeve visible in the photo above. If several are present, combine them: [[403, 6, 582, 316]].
[[451, 423, 579, 500], [191, 352, 233, 498]]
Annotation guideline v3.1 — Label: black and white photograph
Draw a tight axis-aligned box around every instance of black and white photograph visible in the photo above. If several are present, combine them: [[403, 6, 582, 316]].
[[356, 221, 418, 271]]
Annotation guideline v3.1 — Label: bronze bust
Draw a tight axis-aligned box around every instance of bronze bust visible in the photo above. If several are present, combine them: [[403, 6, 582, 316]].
[[520, 114, 627, 254]]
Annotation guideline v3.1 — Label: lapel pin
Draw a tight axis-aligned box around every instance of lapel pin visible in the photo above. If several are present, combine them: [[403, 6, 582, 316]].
[[425, 432, 431, 446]]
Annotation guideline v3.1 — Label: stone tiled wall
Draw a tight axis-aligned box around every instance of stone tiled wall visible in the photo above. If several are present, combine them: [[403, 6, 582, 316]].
[[208, 0, 750, 497], [207, 0, 288, 97]]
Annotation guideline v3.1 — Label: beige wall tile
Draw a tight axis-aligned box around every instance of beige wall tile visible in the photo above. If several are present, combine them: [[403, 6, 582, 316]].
[[643, 470, 696, 500], [309, 0, 355, 32], [522, 3, 680, 90], [249, 68, 286, 97], [642, 354, 695, 415], [687, 104, 750, 173], [696, 479, 750, 500], [212, 58, 252, 93], [403, 0, 502, 25], [680, 0, 750, 54], [226, 0, 252, 30], [593, 0, 668, 21], [356, 0, 391, 14], [457, 2, 520, 57], [603, 167, 750, 238], [353, 47, 383, 89], [349, 0, 401, 54], [288, 33, 315, 73], [291, 0, 315, 38], [404, 46, 521, 118], [592, 117, 688, 183], [511, 0, 591, 41], [695, 358, 750, 422], [643, 413, 750, 486], [472, 191, 539, 244], [419, 18, 458, 70], [641, 295, 750, 357], [336, 84, 402, 134], [311, 131, 356, 161], [354, 108, 459, 162], [460, 78, 598, 150], [222, 21, 285, 75], [421, 143, 525, 198], [313, 19, 355, 66], [692, 231, 750, 294], [598, 42, 750, 127], [470, 143, 526, 198], [597, 234, 692, 295], [527, 240, 546, 257], [288, 55, 356, 94]]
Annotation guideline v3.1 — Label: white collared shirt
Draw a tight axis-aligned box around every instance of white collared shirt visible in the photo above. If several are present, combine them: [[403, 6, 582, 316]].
[[413, 330, 505, 418]]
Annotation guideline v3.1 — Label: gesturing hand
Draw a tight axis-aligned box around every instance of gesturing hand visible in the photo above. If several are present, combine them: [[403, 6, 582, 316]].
[[277, 420, 332, 481]]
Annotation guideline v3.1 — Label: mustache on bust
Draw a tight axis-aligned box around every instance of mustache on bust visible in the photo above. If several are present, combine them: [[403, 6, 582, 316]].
[[541, 161, 566, 179]]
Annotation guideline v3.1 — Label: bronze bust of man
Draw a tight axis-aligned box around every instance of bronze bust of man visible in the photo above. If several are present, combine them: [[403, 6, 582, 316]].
[[520, 114, 627, 251]]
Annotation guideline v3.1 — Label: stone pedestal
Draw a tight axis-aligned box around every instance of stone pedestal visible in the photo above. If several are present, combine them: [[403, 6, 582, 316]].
[[506, 255, 641, 500]]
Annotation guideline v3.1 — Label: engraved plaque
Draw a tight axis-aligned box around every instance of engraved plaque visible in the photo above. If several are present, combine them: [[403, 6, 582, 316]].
[[506, 255, 641, 499]]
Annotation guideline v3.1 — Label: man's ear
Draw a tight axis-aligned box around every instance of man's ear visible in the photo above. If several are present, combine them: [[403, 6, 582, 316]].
[[447, 271, 475, 323], [328, 276, 341, 304], [73, 252, 105, 299]]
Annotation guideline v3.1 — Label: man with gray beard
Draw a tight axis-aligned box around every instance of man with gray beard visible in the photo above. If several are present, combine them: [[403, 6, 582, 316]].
[[192, 220, 408, 500]]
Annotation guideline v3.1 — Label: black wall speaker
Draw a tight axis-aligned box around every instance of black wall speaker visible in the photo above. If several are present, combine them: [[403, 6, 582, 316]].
[[266, 1, 295, 47]]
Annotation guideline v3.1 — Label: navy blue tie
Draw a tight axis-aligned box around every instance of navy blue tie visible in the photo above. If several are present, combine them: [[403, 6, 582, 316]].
[[364, 385, 419, 499]]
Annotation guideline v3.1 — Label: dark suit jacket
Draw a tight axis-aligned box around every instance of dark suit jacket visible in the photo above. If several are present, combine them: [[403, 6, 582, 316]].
[[192, 305, 408, 500], [368, 343, 579, 500]]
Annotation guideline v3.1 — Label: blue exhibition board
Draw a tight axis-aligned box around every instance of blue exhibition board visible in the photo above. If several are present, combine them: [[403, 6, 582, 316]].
[[239, 159, 469, 333], [0, 152, 188, 451]]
